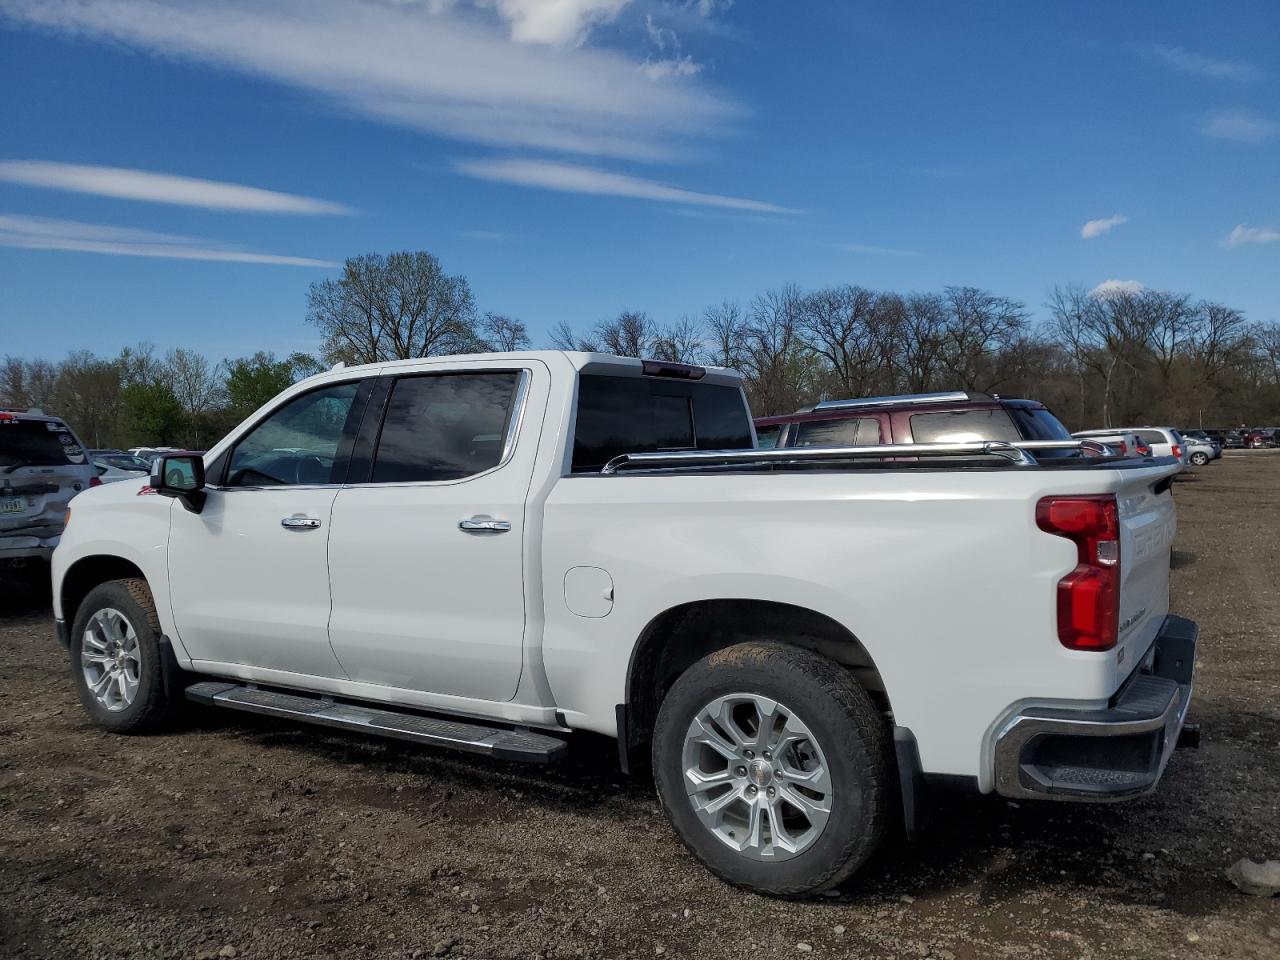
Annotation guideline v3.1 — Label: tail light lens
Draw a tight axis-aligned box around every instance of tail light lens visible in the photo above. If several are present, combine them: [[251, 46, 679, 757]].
[[1036, 495, 1120, 651], [1172, 444, 1182, 458], [1117, 440, 1128, 454], [89, 475, 102, 488]]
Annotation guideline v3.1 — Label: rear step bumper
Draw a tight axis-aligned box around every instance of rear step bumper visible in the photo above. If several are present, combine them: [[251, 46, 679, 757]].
[[185, 681, 569, 763], [993, 615, 1198, 801]]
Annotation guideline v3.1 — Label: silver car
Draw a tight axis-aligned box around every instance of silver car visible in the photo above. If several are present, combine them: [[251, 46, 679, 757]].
[[1, 408, 97, 565]]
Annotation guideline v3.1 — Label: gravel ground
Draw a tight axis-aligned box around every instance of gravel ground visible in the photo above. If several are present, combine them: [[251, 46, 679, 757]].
[[2, 453, 1278, 960]]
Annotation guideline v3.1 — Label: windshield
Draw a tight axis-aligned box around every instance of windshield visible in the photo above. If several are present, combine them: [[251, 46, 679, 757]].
[[0, 419, 87, 469], [98, 454, 152, 472]]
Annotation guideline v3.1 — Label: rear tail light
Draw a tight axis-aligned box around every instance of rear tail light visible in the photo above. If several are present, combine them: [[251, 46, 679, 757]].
[[1036, 495, 1120, 651], [1117, 440, 1128, 454], [89, 475, 102, 488], [1172, 444, 1182, 458]]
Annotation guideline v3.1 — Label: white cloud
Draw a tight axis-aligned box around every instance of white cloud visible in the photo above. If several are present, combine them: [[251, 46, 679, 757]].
[[1201, 108, 1278, 143], [0, 160, 351, 214], [1222, 224, 1280, 248], [455, 157, 797, 212], [478, 0, 630, 46], [0, 0, 738, 161], [1081, 214, 1128, 239], [641, 56, 702, 80], [1090, 279, 1145, 298], [0, 213, 334, 266], [1147, 45, 1263, 83]]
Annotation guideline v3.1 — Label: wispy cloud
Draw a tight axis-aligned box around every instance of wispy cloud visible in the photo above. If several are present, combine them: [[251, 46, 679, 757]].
[[833, 242, 921, 257], [1146, 44, 1263, 83], [0, 214, 335, 266], [1201, 108, 1278, 143], [641, 55, 702, 80], [1222, 224, 1280, 248], [1081, 214, 1128, 239], [455, 158, 798, 213], [1091, 279, 1145, 298], [0, 0, 737, 161], [0, 160, 351, 214]]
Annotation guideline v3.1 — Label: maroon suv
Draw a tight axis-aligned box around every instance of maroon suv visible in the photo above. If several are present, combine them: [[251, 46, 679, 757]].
[[754, 390, 1076, 451]]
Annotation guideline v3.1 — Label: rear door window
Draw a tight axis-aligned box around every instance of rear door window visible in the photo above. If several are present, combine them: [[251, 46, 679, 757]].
[[793, 417, 880, 447], [0, 420, 86, 468], [371, 372, 521, 483], [1136, 430, 1167, 446], [909, 409, 1020, 443], [571, 375, 752, 472]]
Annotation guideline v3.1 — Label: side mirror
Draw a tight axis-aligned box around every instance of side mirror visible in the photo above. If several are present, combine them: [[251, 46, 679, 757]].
[[150, 453, 207, 513]]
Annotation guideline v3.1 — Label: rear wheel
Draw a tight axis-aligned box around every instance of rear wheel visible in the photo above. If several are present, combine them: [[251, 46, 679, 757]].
[[653, 641, 889, 896], [70, 578, 181, 733], [1190, 451, 1209, 466]]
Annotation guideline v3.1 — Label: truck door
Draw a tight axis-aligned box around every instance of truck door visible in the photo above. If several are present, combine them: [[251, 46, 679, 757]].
[[326, 361, 543, 702], [168, 378, 372, 677]]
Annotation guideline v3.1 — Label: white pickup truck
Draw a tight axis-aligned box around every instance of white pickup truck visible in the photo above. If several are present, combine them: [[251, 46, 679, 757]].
[[51, 352, 1197, 896]]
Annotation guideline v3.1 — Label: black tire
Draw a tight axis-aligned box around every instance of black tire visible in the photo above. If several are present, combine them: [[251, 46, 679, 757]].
[[1190, 452, 1208, 466], [69, 578, 181, 734], [652, 641, 889, 897]]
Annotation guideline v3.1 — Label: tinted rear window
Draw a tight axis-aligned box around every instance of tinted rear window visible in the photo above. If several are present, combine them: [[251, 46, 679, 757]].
[[571, 374, 752, 472], [0, 420, 87, 468], [909, 409, 1020, 443]]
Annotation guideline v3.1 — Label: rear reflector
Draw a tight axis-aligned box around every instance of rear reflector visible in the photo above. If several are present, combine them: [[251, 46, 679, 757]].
[[1036, 495, 1120, 651], [641, 359, 706, 380]]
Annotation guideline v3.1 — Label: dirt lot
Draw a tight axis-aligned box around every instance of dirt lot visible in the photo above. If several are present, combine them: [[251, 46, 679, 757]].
[[2, 455, 1278, 960]]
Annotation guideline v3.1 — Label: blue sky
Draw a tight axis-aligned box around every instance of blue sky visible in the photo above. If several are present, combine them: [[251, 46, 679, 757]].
[[1, 0, 1277, 361]]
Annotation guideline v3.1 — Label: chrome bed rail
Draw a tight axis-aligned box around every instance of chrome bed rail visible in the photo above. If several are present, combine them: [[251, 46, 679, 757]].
[[600, 439, 1114, 475]]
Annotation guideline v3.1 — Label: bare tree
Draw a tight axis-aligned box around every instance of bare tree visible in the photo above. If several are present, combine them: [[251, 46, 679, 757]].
[[652, 315, 704, 363], [547, 320, 600, 352], [895, 292, 948, 393], [938, 286, 1028, 392], [593, 310, 656, 358], [307, 251, 478, 364], [165, 348, 225, 447], [740, 285, 811, 415], [479, 312, 531, 352], [702, 300, 745, 369]]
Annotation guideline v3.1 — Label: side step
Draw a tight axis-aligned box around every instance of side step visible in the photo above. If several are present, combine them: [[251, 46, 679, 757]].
[[185, 681, 568, 763]]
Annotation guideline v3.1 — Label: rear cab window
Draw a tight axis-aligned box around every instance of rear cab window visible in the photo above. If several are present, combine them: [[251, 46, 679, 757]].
[[0, 418, 88, 469], [571, 374, 753, 472]]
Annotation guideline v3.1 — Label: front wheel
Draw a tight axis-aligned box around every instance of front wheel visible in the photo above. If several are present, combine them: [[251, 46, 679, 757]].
[[1190, 452, 1209, 466], [70, 578, 182, 733], [653, 641, 889, 897]]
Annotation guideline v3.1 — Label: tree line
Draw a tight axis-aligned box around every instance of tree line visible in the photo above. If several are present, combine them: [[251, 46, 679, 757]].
[[4, 250, 1278, 450]]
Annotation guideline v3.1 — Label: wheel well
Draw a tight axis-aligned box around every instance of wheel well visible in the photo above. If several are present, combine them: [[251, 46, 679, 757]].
[[61, 556, 147, 627], [622, 599, 888, 762]]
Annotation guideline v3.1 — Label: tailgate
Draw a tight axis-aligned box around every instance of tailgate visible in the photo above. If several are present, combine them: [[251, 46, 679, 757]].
[[1114, 467, 1178, 686]]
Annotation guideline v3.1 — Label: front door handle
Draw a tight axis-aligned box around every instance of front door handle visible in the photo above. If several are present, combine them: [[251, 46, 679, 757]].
[[458, 517, 512, 533], [281, 516, 322, 530]]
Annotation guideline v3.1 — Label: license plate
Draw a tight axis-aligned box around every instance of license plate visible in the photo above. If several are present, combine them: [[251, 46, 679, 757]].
[[0, 496, 28, 514]]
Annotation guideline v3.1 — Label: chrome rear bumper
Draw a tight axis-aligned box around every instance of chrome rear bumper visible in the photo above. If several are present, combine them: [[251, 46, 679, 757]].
[[994, 615, 1197, 801]]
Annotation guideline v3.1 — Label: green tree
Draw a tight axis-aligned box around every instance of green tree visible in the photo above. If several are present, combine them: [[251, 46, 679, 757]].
[[121, 381, 185, 446], [226, 352, 301, 416]]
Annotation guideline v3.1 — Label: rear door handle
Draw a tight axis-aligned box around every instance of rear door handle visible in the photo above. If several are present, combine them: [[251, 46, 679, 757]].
[[459, 517, 512, 533], [281, 516, 322, 530]]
